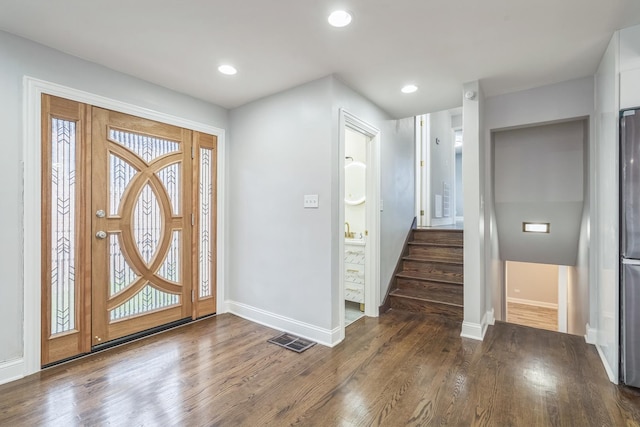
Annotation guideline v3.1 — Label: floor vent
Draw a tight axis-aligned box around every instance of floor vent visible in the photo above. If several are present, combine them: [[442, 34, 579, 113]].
[[268, 333, 316, 353]]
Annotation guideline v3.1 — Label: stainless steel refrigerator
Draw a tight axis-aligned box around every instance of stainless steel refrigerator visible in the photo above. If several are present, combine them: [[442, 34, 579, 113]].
[[621, 109, 640, 388]]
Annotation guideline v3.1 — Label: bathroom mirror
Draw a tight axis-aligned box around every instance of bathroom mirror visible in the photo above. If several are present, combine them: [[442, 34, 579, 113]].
[[345, 161, 366, 205]]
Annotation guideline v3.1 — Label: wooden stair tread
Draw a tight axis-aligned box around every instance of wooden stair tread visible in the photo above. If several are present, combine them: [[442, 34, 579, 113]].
[[402, 256, 463, 265], [390, 287, 462, 307], [414, 228, 463, 233], [396, 272, 463, 286], [408, 241, 463, 248]]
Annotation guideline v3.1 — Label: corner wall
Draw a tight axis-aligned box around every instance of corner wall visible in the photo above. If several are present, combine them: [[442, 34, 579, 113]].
[[227, 76, 415, 345]]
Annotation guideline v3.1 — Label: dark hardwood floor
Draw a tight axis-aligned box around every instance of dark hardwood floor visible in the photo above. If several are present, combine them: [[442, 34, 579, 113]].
[[1, 310, 639, 426]]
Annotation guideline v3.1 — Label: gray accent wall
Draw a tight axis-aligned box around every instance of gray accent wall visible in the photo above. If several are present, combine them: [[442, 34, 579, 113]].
[[494, 120, 585, 266]]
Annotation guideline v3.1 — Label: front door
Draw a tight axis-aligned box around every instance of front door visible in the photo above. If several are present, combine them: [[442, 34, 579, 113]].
[[90, 107, 193, 345], [41, 95, 217, 365]]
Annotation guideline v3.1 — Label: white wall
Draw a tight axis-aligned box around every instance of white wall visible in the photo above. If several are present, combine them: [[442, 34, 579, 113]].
[[484, 77, 594, 324], [620, 25, 640, 110], [594, 32, 620, 382], [227, 75, 414, 343], [228, 77, 334, 337], [0, 30, 228, 373]]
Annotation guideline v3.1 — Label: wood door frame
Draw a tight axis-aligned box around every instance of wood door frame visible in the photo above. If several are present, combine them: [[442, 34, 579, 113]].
[[338, 109, 381, 343], [22, 77, 226, 378]]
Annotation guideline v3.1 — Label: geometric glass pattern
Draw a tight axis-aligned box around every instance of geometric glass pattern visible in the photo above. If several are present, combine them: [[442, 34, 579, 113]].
[[109, 234, 139, 297], [199, 148, 213, 298], [50, 118, 76, 335], [109, 129, 179, 163], [109, 154, 137, 216], [158, 230, 180, 283], [110, 284, 180, 321], [133, 183, 162, 265], [156, 163, 180, 215]]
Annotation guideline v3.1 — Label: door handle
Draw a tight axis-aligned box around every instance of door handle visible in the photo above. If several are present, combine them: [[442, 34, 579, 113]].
[[96, 231, 107, 239], [96, 209, 106, 218]]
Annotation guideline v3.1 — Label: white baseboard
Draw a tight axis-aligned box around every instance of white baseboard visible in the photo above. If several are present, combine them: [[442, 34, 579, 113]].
[[507, 297, 558, 310], [585, 323, 597, 344], [226, 301, 341, 347], [460, 309, 494, 341], [460, 321, 485, 340], [596, 344, 618, 384], [0, 358, 24, 386]]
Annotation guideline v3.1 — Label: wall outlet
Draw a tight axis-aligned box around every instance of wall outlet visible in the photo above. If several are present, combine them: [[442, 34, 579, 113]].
[[304, 194, 319, 208]]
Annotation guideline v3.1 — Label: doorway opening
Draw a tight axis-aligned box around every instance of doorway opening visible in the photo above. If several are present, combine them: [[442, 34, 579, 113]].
[[339, 110, 380, 334], [416, 107, 463, 228], [504, 261, 568, 332]]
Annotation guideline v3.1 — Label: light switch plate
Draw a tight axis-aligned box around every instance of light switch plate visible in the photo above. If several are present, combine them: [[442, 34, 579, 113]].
[[304, 194, 319, 208]]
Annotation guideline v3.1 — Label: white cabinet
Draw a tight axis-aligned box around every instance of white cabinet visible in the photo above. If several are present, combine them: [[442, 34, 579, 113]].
[[345, 242, 365, 303]]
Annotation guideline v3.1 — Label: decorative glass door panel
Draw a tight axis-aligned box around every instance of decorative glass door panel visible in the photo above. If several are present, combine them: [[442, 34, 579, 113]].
[[91, 107, 192, 345], [42, 96, 216, 365], [192, 132, 217, 318]]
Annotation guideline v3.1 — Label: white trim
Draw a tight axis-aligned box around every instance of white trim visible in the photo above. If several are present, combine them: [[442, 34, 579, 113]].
[[414, 116, 422, 222], [506, 297, 559, 310], [460, 321, 486, 340], [460, 309, 494, 340], [339, 109, 381, 335], [596, 344, 618, 384], [23, 76, 227, 378], [0, 359, 25, 385], [558, 265, 568, 333], [585, 323, 597, 344], [226, 301, 341, 347]]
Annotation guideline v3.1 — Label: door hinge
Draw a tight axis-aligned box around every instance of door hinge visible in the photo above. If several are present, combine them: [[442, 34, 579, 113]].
[[420, 160, 424, 167], [191, 146, 195, 159], [191, 213, 195, 226], [191, 290, 195, 302], [420, 210, 425, 216], [365, 230, 368, 236], [420, 119, 424, 127]]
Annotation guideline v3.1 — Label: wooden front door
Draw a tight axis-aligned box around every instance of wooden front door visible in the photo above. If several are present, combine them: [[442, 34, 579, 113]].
[[90, 107, 193, 345], [41, 95, 217, 365]]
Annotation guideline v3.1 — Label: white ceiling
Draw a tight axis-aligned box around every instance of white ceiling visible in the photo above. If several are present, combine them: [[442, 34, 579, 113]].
[[2, 0, 640, 118]]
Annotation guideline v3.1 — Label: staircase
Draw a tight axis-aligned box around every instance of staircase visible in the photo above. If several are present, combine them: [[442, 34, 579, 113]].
[[388, 228, 463, 321]]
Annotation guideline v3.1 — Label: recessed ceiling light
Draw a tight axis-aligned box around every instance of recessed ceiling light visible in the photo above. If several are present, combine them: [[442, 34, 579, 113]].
[[328, 10, 352, 27], [218, 65, 237, 75], [401, 84, 418, 94]]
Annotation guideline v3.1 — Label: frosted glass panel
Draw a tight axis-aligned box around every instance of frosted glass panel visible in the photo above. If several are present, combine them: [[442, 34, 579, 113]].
[[109, 129, 179, 163], [199, 148, 213, 298], [109, 154, 137, 216], [50, 118, 77, 335], [133, 183, 162, 264], [156, 163, 180, 215], [109, 234, 138, 296], [158, 231, 180, 283], [110, 284, 179, 321]]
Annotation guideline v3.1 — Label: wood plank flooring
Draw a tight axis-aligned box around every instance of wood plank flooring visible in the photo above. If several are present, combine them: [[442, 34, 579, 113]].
[[1, 310, 639, 426], [507, 301, 558, 332]]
